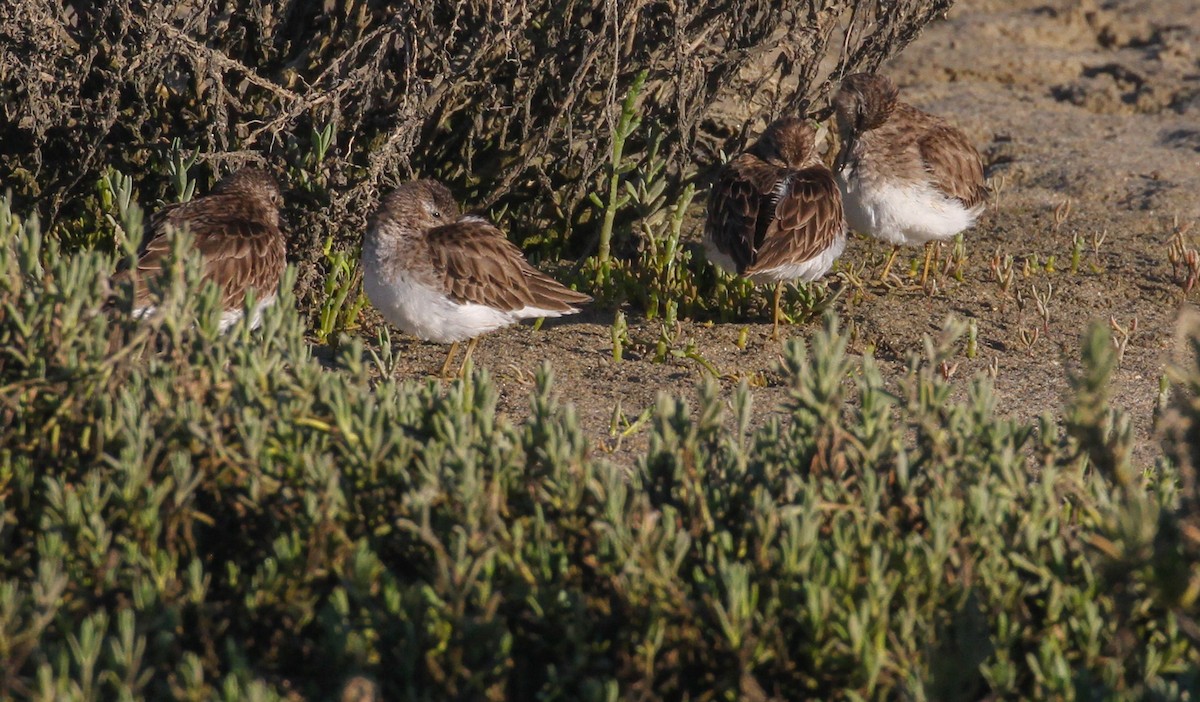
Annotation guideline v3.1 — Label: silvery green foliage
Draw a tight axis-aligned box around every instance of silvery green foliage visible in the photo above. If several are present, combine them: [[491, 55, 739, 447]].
[[0, 195, 1196, 700]]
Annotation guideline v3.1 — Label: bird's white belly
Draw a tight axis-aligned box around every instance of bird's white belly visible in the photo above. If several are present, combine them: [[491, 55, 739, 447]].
[[131, 293, 275, 333], [232, 295, 276, 332], [839, 170, 981, 246], [363, 268, 567, 344]]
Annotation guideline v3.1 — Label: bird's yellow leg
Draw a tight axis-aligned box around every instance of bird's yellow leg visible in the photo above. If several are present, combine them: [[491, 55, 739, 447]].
[[456, 337, 481, 378], [879, 245, 900, 282], [439, 342, 460, 379], [920, 242, 935, 288], [771, 282, 783, 340]]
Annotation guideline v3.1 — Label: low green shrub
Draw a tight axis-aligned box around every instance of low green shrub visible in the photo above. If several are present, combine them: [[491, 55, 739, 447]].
[[1, 196, 1197, 700]]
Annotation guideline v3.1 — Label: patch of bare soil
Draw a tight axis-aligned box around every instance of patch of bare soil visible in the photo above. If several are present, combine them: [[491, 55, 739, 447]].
[[354, 0, 1200, 467]]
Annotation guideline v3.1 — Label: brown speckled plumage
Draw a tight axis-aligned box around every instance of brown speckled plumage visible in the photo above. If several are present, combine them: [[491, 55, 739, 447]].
[[427, 220, 592, 312], [704, 117, 847, 282], [117, 166, 287, 323], [835, 73, 987, 210], [361, 180, 590, 357], [366, 180, 590, 315], [833, 73, 987, 285]]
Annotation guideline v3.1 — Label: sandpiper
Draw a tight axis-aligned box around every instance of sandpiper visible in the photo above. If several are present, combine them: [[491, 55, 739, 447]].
[[117, 166, 287, 332], [361, 179, 591, 377], [704, 117, 847, 337], [834, 73, 987, 286]]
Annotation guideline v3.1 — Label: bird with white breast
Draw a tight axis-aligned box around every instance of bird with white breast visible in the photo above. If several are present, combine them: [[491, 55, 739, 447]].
[[361, 179, 591, 377]]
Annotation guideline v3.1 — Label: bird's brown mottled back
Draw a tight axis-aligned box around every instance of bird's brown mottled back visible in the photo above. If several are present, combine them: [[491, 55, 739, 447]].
[[365, 179, 590, 313], [908, 106, 989, 209], [706, 118, 845, 277], [428, 219, 591, 312], [835, 74, 987, 209], [118, 166, 287, 314], [745, 170, 845, 277]]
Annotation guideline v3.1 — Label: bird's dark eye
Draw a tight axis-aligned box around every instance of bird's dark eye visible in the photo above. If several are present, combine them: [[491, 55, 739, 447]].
[[432, 210, 442, 218]]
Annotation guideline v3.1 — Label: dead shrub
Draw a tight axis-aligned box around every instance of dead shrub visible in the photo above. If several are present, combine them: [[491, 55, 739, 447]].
[[0, 0, 952, 305]]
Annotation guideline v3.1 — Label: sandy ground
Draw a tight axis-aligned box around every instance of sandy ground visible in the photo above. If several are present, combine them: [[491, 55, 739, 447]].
[[349, 0, 1200, 466]]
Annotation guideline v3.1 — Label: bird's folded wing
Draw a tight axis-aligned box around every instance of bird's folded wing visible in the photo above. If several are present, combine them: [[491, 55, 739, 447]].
[[706, 155, 783, 273], [746, 168, 844, 275], [122, 196, 284, 308], [917, 125, 988, 209], [427, 218, 589, 312]]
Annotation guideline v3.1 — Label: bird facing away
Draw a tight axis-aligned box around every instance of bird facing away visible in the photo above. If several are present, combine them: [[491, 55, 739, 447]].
[[704, 117, 847, 338], [361, 179, 591, 378], [833, 72, 987, 286], [116, 166, 287, 332]]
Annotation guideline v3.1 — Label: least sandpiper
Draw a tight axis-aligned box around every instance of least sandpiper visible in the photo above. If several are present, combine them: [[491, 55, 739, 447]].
[[118, 166, 287, 331], [704, 117, 847, 337], [834, 73, 987, 286], [361, 179, 591, 377]]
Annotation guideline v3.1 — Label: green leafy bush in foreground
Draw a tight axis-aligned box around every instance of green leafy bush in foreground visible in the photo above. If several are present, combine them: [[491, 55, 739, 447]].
[[2, 195, 1199, 700]]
